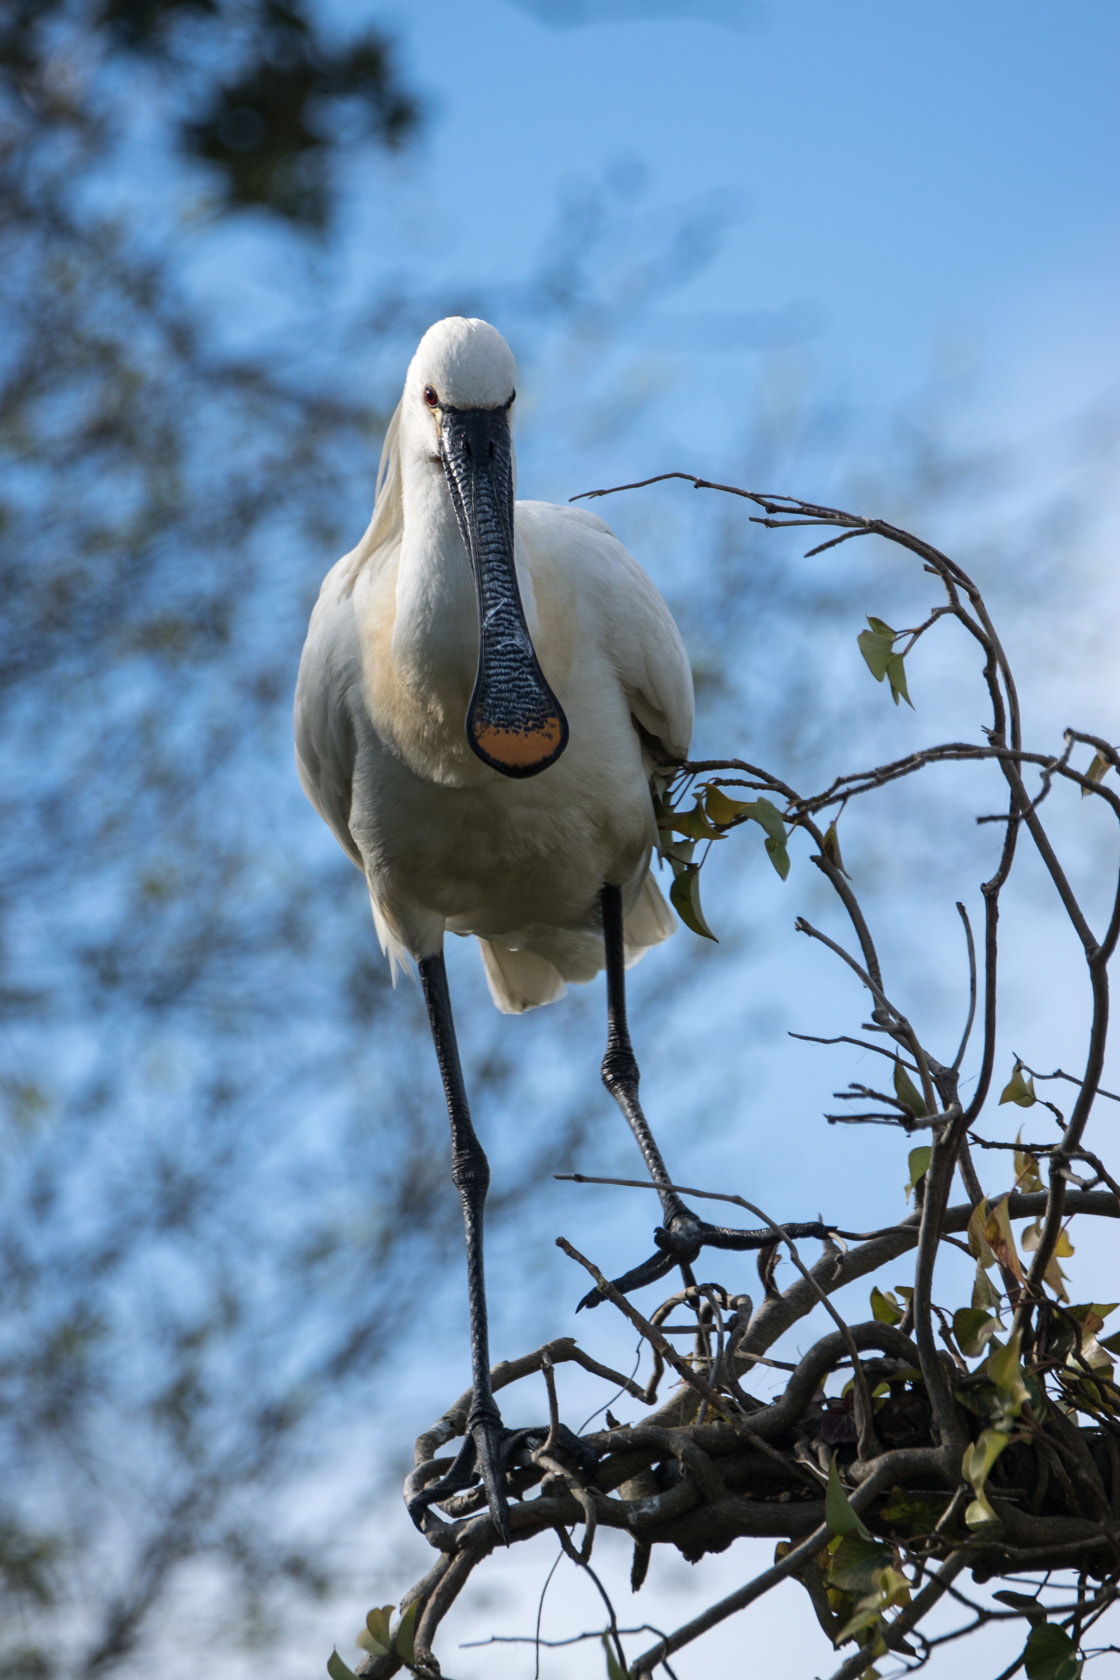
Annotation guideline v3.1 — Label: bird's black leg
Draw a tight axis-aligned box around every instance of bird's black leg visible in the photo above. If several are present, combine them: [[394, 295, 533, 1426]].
[[580, 884, 829, 1311], [410, 951, 511, 1543]]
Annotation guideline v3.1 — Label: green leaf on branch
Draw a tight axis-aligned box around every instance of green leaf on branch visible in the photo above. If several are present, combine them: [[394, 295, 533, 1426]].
[[870, 1286, 903, 1325], [885, 652, 913, 707], [972, 1261, 1001, 1312], [1013, 1131, 1044, 1194], [764, 833, 791, 879], [327, 1654, 358, 1680], [826, 1533, 893, 1594], [857, 617, 914, 707], [967, 1198, 997, 1268], [661, 837, 696, 868], [905, 1146, 931, 1201], [1082, 750, 1112, 796], [962, 1426, 1010, 1526], [745, 796, 787, 846], [669, 864, 718, 941], [394, 1601, 418, 1665], [356, 1605, 394, 1655], [1023, 1623, 1084, 1680], [893, 1061, 927, 1119], [825, 1456, 871, 1539], [602, 1634, 628, 1680], [858, 618, 895, 680], [745, 796, 791, 878], [954, 1308, 999, 1359], [986, 1331, 1030, 1411], [1000, 1063, 1037, 1107], [704, 785, 755, 825], [659, 798, 719, 839], [699, 789, 792, 879], [821, 819, 849, 875], [356, 1600, 416, 1663], [880, 1488, 952, 1533]]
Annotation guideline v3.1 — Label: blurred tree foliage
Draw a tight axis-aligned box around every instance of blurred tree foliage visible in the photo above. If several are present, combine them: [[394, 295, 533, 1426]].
[[0, 7, 450, 1676], [2, 0, 419, 226]]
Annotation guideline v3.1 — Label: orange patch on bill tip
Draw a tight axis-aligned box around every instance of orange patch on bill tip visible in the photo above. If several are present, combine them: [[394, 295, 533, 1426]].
[[473, 715, 564, 769]]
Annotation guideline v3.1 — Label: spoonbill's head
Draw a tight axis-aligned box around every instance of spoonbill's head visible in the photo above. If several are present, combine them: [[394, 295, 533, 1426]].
[[403, 317, 569, 779]]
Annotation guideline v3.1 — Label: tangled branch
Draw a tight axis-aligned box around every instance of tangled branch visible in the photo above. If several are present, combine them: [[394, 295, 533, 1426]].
[[335, 488, 1120, 1680]]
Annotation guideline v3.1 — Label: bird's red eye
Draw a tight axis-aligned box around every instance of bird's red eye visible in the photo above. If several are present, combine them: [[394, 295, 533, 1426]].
[[423, 385, 439, 408]]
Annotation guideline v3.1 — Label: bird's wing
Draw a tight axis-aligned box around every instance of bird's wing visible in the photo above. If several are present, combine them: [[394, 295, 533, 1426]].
[[293, 561, 365, 869], [517, 501, 693, 760]]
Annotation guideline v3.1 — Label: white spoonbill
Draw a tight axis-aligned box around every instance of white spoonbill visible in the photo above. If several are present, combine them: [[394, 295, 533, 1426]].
[[294, 317, 823, 1540]]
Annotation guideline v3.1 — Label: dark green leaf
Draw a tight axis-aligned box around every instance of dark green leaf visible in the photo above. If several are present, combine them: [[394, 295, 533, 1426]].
[[986, 1330, 1029, 1408], [662, 837, 696, 869], [905, 1146, 931, 1201], [953, 1308, 998, 1358], [1023, 1622, 1083, 1680], [885, 651, 913, 708], [870, 1286, 902, 1325], [1000, 1064, 1037, 1107], [393, 1601, 418, 1665], [955, 1383, 999, 1419], [764, 834, 790, 880], [356, 1606, 393, 1655], [1065, 1302, 1117, 1327], [858, 626, 894, 681], [826, 1532, 892, 1593], [669, 865, 717, 941], [825, 1456, 871, 1539], [893, 1060, 927, 1118], [750, 796, 788, 846], [879, 1488, 952, 1533], [962, 1425, 1010, 1526], [327, 1654, 358, 1680], [972, 1261, 1000, 1312]]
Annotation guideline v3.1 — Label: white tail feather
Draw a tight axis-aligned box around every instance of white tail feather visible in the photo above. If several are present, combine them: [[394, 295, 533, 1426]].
[[478, 870, 676, 1014]]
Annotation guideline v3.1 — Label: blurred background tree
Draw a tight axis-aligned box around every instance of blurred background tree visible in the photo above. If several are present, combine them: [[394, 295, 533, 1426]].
[[0, 6, 445, 1674]]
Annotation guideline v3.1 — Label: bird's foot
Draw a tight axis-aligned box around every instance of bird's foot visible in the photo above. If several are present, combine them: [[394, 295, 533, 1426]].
[[406, 1403, 597, 1545], [576, 1207, 833, 1310]]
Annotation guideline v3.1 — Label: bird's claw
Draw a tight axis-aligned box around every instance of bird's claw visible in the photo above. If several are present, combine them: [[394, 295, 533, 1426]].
[[407, 1414, 599, 1543]]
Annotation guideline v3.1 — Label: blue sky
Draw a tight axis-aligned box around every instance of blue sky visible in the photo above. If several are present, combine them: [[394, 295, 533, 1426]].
[[330, 0, 1119, 439]]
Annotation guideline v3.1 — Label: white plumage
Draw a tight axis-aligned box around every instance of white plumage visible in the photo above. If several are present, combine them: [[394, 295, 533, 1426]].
[[294, 317, 692, 1010]]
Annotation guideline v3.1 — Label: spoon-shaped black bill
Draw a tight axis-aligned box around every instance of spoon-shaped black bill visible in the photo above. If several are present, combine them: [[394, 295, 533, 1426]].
[[440, 404, 569, 778]]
